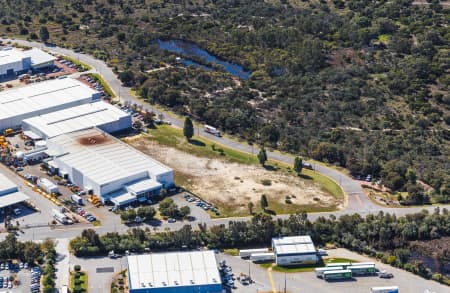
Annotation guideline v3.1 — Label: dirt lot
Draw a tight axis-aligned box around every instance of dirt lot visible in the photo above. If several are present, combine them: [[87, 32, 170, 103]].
[[125, 136, 342, 215]]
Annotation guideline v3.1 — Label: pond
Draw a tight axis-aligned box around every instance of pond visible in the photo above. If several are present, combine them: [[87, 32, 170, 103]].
[[155, 39, 251, 79]]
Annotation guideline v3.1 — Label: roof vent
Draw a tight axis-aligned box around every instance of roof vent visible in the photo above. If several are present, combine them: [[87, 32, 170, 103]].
[[174, 281, 179, 285], [141, 283, 146, 287], [148, 283, 152, 287], [162, 282, 167, 286], [190, 280, 195, 284], [212, 278, 217, 283]]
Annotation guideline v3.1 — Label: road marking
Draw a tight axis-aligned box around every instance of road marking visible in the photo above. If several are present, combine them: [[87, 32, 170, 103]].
[[267, 266, 277, 293]]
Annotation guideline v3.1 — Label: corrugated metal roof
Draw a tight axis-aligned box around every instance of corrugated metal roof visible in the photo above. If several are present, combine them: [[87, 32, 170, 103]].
[[127, 251, 220, 290], [23, 101, 130, 138], [0, 173, 18, 195], [22, 48, 55, 66], [0, 191, 29, 209], [0, 47, 26, 65], [47, 128, 172, 185], [273, 235, 316, 255], [0, 78, 98, 120]]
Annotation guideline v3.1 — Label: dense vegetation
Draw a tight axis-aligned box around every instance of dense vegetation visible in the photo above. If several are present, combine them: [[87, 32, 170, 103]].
[[70, 208, 450, 284], [0, 0, 448, 201]]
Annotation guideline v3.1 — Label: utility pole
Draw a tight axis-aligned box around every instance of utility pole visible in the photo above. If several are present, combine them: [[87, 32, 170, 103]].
[[284, 272, 287, 293]]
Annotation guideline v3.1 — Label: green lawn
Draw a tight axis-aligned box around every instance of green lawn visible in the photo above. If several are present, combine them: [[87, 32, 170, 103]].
[[259, 258, 359, 273], [223, 248, 239, 256]]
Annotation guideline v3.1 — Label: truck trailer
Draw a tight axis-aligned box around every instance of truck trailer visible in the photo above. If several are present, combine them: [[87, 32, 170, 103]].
[[239, 248, 269, 258], [371, 286, 399, 293], [323, 269, 352, 281], [315, 266, 344, 278], [326, 262, 352, 269], [71, 193, 83, 205], [204, 125, 221, 137], [250, 252, 275, 262], [52, 209, 69, 224], [37, 178, 59, 194], [347, 264, 376, 276]]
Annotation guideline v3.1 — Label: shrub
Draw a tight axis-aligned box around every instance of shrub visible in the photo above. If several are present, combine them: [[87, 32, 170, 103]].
[[285, 198, 292, 204], [74, 264, 81, 272], [261, 179, 272, 186]]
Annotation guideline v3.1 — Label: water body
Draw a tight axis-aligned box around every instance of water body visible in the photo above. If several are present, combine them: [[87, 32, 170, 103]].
[[155, 39, 251, 79]]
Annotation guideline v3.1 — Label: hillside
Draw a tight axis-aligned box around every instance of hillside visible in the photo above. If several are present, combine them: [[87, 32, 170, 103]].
[[0, 0, 448, 202]]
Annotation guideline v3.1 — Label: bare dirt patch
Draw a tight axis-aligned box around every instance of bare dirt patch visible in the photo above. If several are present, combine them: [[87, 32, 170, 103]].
[[125, 136, 342, 215]]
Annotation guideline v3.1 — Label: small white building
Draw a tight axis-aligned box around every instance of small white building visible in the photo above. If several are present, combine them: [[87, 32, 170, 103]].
[[127, 251, 223, 293], [0, 173, 29, 210], [45, 128, 173, 205], [22, 101, 132, 139], [0, 78, 100, 131], [272, 235, 318, 266], [0, 47, 55, 76]]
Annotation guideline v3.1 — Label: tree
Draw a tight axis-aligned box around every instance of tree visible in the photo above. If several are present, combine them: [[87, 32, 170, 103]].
[[159, 198, 179, 218], [294, 157, 303, 175], [258, 147, 267, 166], [39, 26, 49, 42], [248, 202, 254, 214], [137, 206, 156, 220], [260, 194, 268, 210], [183, 117, 194, 141], [179, 206, 191, 219], [118, 70, 135, 86]]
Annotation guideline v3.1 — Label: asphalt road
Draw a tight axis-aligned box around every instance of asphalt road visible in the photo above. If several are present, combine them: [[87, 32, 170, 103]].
[[0, 38, 449, 244]]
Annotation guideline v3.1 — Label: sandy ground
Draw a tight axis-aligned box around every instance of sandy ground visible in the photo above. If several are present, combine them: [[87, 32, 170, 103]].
[[125, 136, 342, 213]]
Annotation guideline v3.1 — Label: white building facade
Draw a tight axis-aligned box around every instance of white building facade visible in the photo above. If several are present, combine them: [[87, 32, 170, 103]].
[[45, 128, 173, 206], [272, 235, 318, 266]]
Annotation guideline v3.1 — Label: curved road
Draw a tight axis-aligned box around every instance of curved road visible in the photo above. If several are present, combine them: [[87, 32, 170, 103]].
[[1, 38, 448, 242]]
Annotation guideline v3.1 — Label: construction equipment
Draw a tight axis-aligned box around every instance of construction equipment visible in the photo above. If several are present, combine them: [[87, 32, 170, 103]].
[[3, 128, 13, 136], [88, 195, 101, 207]]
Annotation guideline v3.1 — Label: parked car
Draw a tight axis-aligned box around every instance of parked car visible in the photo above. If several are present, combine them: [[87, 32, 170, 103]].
[[168, 218, 176, 223]]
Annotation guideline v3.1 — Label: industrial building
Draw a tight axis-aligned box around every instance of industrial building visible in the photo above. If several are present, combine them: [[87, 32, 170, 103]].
[[0, 47, 55, 77], [22, 101, 132, 139], [272, 235, 318, 266], [0, 173, 29, 210], [45, 127, 173, 206], [0, 78, 100, 132], [127, 250, 223, 293]]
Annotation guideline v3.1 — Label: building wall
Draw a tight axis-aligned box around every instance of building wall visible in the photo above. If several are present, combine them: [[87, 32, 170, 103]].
[[98, 172, 148, 196], [154, 171, 174, 189], [97, 115, 132, 134], [129, 284, 223, 293], [275, 253, 318, 266], [0, 59, 25, 75]]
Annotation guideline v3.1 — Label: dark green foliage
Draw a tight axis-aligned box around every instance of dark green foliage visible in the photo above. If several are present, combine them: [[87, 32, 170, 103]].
[[0, 0, 447, 198], [257, 147, 267, 166], [39, 26, 49, 42], [260, 194, 268, 210], [183, 117, 194, 141], [294, 157, 303, 175]]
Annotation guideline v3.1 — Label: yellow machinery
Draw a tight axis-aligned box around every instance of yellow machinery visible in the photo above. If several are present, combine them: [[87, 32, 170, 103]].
[[3, 128, 13, 136], [88, 195, 101, 207]]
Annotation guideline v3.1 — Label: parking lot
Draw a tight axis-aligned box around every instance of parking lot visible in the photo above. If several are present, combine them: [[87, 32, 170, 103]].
[[216, 249, 449, 293], [0, 262, 41, 293]]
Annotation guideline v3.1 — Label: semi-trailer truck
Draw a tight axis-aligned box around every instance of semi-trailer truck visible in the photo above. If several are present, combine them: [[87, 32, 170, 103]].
[[249, 252, 275, 262], [239, 248, 269, 258], [371, 286, 399, 293], [71, 193, 83, 205], [204, 125, 221, 137], [52, 209, 69, 224]]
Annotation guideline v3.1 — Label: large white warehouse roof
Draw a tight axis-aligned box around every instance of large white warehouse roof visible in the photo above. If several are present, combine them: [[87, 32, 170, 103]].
[[0, 48, 25, 66], [47, 128, 172, 186], [127, 251, 221, 290], [0, 78, 99, 130], [0, 173, 29, 209], [22, 101, 131, 139], [22, 48, 55, 67], [273, 235, 316, 255]]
